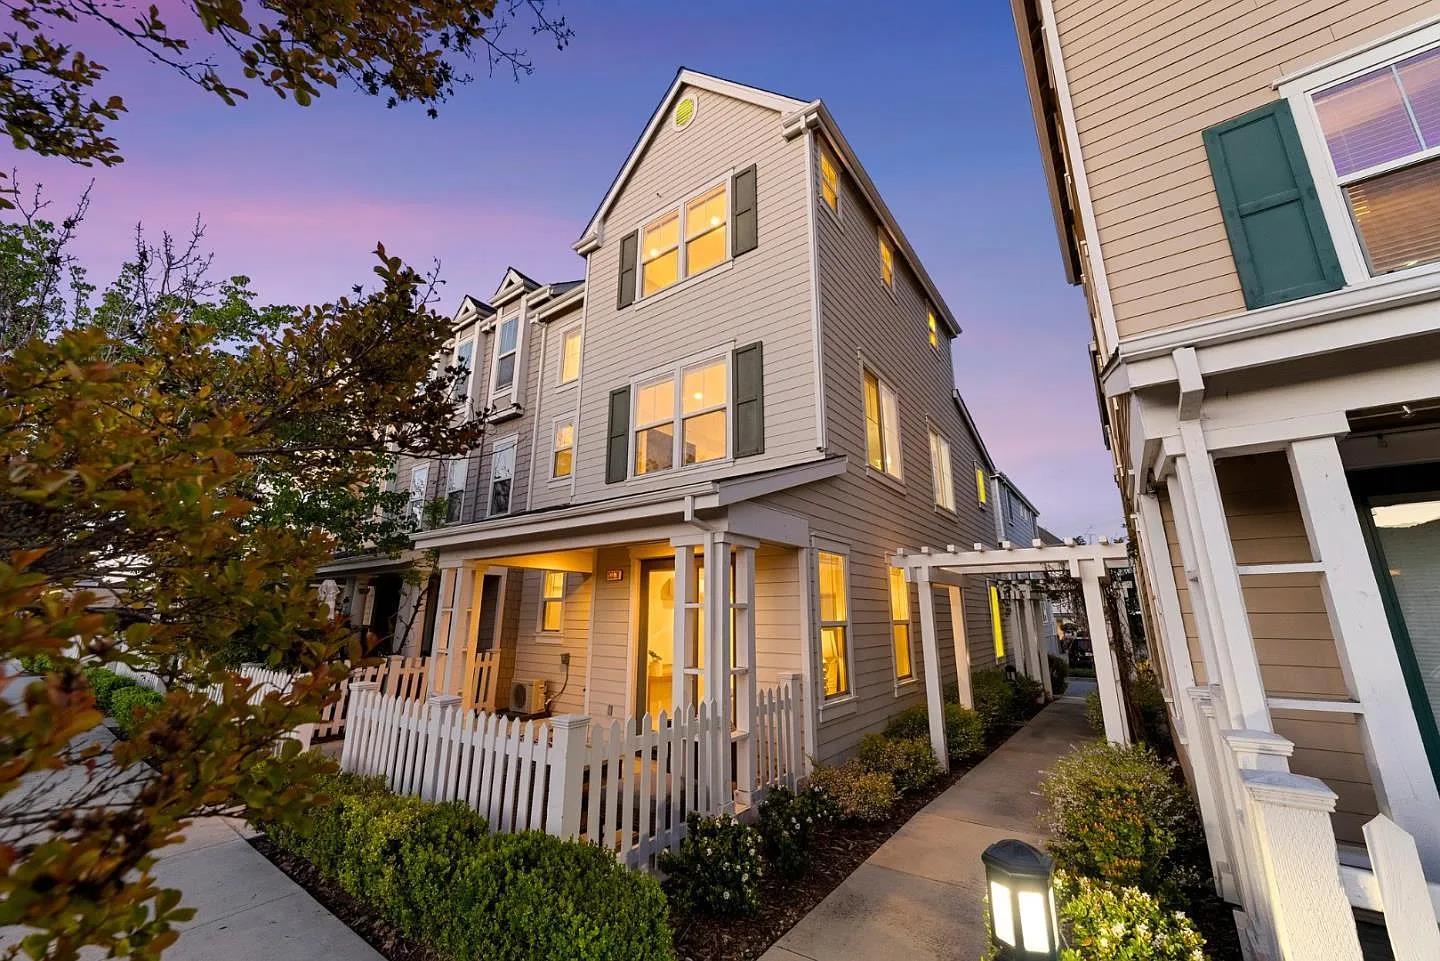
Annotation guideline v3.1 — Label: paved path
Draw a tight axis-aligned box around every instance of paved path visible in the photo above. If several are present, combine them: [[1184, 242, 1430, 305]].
[[761, 696, 1094, 961]]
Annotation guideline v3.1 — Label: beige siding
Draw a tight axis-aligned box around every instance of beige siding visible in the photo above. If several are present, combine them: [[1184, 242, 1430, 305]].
[[1053, 0, 1437, 338], [524, 300, 586, 514], [587, 546, 632, 720], [510, 568, 592, 716]]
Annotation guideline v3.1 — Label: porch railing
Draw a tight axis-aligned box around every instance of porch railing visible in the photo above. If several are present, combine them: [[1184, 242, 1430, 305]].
[[314, 654, 431, 738]]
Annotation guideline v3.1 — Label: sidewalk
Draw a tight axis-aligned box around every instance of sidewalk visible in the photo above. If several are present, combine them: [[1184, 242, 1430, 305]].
[[761, 695, 1094, 961]]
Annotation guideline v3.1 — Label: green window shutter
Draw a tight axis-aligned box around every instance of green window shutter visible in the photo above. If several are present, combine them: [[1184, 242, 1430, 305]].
[[732, 165, 758, 257], [605, 386, 630, 484], [616, 231, 638, 309], [732, 342, 764, 458], [1202, 100, 1344, 309]]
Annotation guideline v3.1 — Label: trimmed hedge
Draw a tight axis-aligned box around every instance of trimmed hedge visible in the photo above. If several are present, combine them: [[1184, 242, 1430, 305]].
[[882, 703, 986, 765], [1048, 653, 1070, 698], [266, 773, 673, 961], [19, 653, 54, 675], [856, 733, 940, 794], [808, 761, 897, 823], [84, 666, 138, 714], [110, 686, 164, 739], [970, 669, 1019, 738]]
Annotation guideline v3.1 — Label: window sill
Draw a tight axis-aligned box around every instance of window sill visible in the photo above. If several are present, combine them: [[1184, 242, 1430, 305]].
[[932, 502, 958, 519], [629, 455, 734, 485], [819, 695, 858, 720], [548, 474, 573, 486], [893, 676, 918, 697], [534, 631, 563, 644], [555, 379, 578, 393], [865, 466, 905, 494], [634, 259, 735, 310], [488, 405, 523, 424]]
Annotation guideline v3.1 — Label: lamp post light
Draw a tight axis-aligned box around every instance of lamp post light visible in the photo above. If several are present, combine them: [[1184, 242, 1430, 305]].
[[982, 838, 1059, 959]]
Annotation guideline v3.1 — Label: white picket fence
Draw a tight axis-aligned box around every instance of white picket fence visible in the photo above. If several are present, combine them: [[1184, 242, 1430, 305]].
[[314, 655, 431, 738], [109, 660, 167, 693], [340, 675, 806, 867]]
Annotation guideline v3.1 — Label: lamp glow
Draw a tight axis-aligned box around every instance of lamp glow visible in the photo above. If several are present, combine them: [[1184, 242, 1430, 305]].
[[982, 839, 1058, 959]]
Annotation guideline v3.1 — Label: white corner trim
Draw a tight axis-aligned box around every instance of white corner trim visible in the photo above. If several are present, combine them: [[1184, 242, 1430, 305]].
[[804, 128, 829, 454]]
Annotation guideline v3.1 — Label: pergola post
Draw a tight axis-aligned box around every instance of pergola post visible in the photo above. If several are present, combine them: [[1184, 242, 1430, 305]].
[[913, 567, 950, 773], [1080, 559, 1130, 744], [947, 583, 974, 709]]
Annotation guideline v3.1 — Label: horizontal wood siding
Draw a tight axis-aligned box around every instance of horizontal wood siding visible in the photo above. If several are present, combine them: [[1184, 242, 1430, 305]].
[[1053, 0, 1435, 337], [587, 546, 632, 720], [525, 301, 585, 514], [510, 569, 591, 716]]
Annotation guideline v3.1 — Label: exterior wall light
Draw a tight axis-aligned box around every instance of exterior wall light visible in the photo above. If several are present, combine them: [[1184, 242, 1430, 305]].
[[982, 838, 1059, 959]]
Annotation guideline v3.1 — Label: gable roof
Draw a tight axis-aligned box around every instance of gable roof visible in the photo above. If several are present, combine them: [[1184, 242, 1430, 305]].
[[491, 267, 544, 302], [952, 390, 996, 473]]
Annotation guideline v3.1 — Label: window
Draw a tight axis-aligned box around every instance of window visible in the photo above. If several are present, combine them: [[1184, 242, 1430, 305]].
[[685, 185, 728, 277], [444, 457, 466, 523], [634, 375, 676, 475], [863, 368, 902, 480], [927, 310, 939, 350], [642, 211, 680, 296], [1309, 43, 1440, 275], [552, 420, 574, 479], [487, 439, 516, 516], [976, 464, 988, 506], [819, 148, 839, 212], [559, 327, 582, 385], [930, 429, 955, 511], [878, 233, 894, 287], [681, 359, 727, 465], [492, 312, 520, 400], [408, 464, 429, 526], [539, 571, 565, 633], [888, 566, 913, 682], [817, 551, 850, 699], [989, 584, 1005, 659], [451, 339, 475, 403], [632, 357, 728, 477]]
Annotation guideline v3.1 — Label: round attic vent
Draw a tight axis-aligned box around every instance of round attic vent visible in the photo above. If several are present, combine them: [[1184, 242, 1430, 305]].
[[674, 95, 697, 129]]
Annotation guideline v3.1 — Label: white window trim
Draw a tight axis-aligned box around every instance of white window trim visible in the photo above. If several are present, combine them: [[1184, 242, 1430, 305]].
[[549, 415, 575, 483], [818, 143, 842, 224], [812, 541, 857, 712], [536, 570, 565, 636], [860, 360, 904, 487], [890, 565, 917, 691], [876, 228, 897, 298], [487, 305, 527, 409], [630, 171, 733, 303], [485, 435, 519, 518], [626, 349, 733, 481], [1280, 22, 1440, 286], [556, 324, 582, 389], [928, 423, 956, 515], [975, 461, 989, 508], [451, 335, 478, 413], [408, 463, 430, 527], [443, 455, 467, 525]]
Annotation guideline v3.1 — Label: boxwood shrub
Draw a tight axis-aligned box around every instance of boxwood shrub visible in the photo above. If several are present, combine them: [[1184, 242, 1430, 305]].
[[84, 666, 138, 714], [110, 686, 164, 739], [970, 668, 1019, 738], [883, 703, 986, 765], [856, 733, 940, 794]]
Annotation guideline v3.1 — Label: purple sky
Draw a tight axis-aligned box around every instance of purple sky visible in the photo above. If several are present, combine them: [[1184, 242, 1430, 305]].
[[9, 2, 1123, 538]]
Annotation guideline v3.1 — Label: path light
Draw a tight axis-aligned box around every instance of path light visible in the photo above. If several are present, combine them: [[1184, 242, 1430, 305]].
[[982, 838, 1058, 959]]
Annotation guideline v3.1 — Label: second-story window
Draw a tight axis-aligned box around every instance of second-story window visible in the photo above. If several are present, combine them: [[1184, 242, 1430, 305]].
[[685, 185, 728, 276], [680, 359, 727, 465], [878, 233, 895, 288], [632, 357, 729, 477], [491, 312, 520, 401], [929, 428, 954, 512], [559, 327, 582, 385], [639, 181, 731, 299], [444, 457, 466, 523], [408, 463, 429, 526], [634, 375, 676, 475], [552, 419, 574, 479], [863, 367, 902, 480], [642, 212, 681, 296]]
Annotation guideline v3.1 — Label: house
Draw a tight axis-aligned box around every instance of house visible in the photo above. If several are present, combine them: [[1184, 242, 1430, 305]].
[[324, 69, 1041, 769], [1011, 0, 1440, 953]]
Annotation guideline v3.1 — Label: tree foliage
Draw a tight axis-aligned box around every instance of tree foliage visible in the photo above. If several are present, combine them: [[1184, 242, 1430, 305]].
[[0, 242, 481, 959]]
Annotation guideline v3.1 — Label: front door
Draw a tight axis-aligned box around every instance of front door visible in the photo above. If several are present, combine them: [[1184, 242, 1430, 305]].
[[637, 558, 678, 722]]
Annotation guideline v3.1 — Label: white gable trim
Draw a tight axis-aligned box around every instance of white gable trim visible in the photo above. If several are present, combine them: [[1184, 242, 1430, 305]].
[[573, 69, 806, 252]]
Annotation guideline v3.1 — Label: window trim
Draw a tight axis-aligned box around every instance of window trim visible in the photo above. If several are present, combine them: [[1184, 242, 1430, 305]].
[[814, 545, 856, 707], [929, 425, 956, 514], [557, 324, 582, 388], [443, 455, 467, 524], [631, 173, 733, 302], [537, 570, 566, 636], [877, 229, 896, 292], [488, 307, 525, 409], [861, 363, 904, 485], [888, 565, 916, 688], [1281, 22, 1440, 285], [485, 435, 519, 518], [550, 416, 575, 482], [627, 351, 733, 481], [818, 144, 841, 220]]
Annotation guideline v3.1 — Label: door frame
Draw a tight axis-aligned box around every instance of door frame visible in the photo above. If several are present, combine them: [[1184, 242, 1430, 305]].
[[634, 556, 676, 724]]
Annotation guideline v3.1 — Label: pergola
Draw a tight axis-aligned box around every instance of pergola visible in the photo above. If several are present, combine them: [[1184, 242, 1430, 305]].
[[889, 538, 1133, 767]]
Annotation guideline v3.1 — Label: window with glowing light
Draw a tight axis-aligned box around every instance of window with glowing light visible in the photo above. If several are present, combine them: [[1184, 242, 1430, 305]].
[[820, 148, 839, 212], [878, 233, 895, 287], [540, 571, 565, 633], [631, 356, 728, 477], [889, 566, 913, 681], [863, 367, 902, 480], [685, 185, 728, 276], [551, 419, 574, 479], [636, 180, 732, 299], [817, 551, 851, 699], [559, 327, 582, 385]]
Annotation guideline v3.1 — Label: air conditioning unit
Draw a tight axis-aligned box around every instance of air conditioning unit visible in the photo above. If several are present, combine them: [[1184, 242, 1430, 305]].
[[509, 678, 548, 716]]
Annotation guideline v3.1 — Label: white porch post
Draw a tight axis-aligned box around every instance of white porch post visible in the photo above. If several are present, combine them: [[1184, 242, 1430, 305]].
[[703, 532, 735, 813], [1080, 560, 1130, 744], [947, 582, 975, 709], [449, 565, 481, 700], [795, 547, 819, 769], [1288, 436, 1440, 861], [1023, 588, 1052, 699], [732, 539, 758, 806], [913, 567, 950, 773], [672, 542, 699, 717]]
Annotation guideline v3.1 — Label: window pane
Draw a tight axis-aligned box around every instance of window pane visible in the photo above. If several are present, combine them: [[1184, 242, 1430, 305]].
[[643, 249, 679, 296], [635, 424, 675, 474], [888, 566, 910, 621], [542, 601, 563, 632], [553, 422, 574, 477], [1399, 47, 1440, 147], [864, 371, 884, 470], [821, 626, 849, 697], [543, 570, 566, 600], [879, 382, 901, 478], [682, 361, 727, 414], [561, 330, 582, 383], [553, 447, 573, 478], [820, 151, 838, 210], [495, 353, 516, 390], [452, 341, 474, 401], [893, 625, 912, 679], [555, 421, 574, 449], [928, 312, 939, 349], [1314, 66, 1422, 177], [1370, 497, 1440, 728], [447, 456, 467, 494], [498, 316, 519, 354], [490, 478, 511, 515], [879, 237, 894, 285], [930, 431, 953, 510], [643, 212, 679, 258], [976, 465, 988, 504], [1346, 157, 1440, 273], [685, 186, 726, 238], [686, 227, 727, 275], [682, 409, 726, 465], [636, 377, 675, 426], [818, 552, 847, 622]]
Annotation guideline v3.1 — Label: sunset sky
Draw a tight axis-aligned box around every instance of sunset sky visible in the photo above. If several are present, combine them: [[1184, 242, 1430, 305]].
[[10, 1, 1123, 538]]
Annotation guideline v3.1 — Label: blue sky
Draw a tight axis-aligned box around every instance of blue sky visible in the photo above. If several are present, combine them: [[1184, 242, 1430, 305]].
[[9, 1, 1123, 538]]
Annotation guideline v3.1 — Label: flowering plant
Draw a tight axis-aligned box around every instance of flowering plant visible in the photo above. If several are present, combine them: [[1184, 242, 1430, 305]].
[[659, 812, 763, 916], [757, 786, 835, 879], [1057, 873, 1208, 960]]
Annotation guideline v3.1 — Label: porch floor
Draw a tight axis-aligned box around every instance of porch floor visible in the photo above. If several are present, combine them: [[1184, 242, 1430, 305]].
[[759, 693, 1094, 961]]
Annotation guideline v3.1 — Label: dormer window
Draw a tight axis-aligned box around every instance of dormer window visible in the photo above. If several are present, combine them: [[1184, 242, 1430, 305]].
[[492, 312, 519, 397]]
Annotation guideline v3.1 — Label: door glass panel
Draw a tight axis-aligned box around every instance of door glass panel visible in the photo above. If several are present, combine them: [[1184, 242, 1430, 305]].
[[1371, 496, 1440, 724], [642, 565, 675, 721]]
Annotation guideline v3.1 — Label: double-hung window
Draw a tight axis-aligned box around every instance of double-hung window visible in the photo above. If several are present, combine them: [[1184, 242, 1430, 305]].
[[817, 551, 851, 699], [634, 375, 677, 475], [819, 148, 839, 212], [632, 357, 728, 476], [888, 566, 913, 682], [639, 181, 729, 298], [878, 233, 895, 288], [491, 312, 520, 402], [927, 310, 939, 350], [975, 464, 989, 506], [559, 327, 582, 385], [408, 463, 430, 527], [863, 367, 902, 480], [685, 185, 728, 277], [929, 429, 955, 511], [451, 339, 475, 405], [444, 457, 466, 523], [552, 419, 575, 479], [487, 439, 517, 516], [539, 571, 565, 633]]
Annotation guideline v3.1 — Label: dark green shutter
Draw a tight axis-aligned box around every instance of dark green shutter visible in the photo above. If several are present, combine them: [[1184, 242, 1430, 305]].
[[605, 386, 630, 484], [616, 231, 638, 309], [732, 165, 758, 257], [1202, 100, 1344, 309], [732, 342, 764, 458]]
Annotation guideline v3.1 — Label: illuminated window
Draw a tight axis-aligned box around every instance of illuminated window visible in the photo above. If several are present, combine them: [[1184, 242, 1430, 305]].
[[642, 211, 681, 296], [559, 328, 582, 385], [540, 571, 565, 633], [444, 457, 466, 523], [817, 551, 851, 699], [630, 356, 729, 477], [820, 148, 839, 212], [878, 233, 894, 287], [989, 584, 1005, 659], [863, 368, 902, 480], [552, 420, 574, 479], [930, 429, 955, 511], [976, 464, 988, 506], [680, 359, 727, 465], [685, 185, 728, 277], [634, 376, 676, 475], [927, 311, 939, 349], [636, 181, 732, 300], [889, 566, 913, 681]]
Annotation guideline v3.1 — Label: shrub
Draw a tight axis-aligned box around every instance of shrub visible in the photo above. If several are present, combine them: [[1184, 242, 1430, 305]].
[[756, 786, 833, 880], [808, 760, 897, 823], [1132, 665, 1173, 752], [110, 686, 164, 739], [856, 733, 940, 794], [1084, 690, 1104, 735], [1011, 673, 1044, 713], [883, 704, 929, 740], [84, 666, 138, 714], [971, 668, 1019, 738], [883, 704, 986, 765], [1057, 873, 1207, 961], [658, 812, 762, 917], [1041, 742, 1206, 901], [1049, 653, 1070, 697], [19, 653, 53, 675]]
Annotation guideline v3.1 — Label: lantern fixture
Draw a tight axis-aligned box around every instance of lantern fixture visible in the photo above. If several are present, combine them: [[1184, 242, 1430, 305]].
[[982, 838, 1059, 959]]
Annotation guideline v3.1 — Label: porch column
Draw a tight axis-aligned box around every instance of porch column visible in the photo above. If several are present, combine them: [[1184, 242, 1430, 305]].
[[1288, 436, 1440, 861], [448, 565, 479, 698], [1079, 559, 1130, 744], [701, 532, 733, 734], [430, 565, 459, 695], [913, 567, 950, 773], [1022, 587, 1051, 698], [796, 547, 819, 768], [732, 540, 758, 806], [947, 582, 974, 709], [672, 542, 700, 718]]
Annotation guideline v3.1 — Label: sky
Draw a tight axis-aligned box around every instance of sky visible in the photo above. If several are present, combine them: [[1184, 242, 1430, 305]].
[[6, 1, 1124, 539]]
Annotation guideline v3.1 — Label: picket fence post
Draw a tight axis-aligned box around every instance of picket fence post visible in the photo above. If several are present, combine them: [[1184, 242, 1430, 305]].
[[778, 671, 805, 783], [341, 680, 380, 772], [546, 714, 590, 840], [1363, 814, 1440, 961]]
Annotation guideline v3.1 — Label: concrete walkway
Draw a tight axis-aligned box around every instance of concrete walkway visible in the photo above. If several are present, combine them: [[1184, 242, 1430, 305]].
[[761, 696, 1094, 961]]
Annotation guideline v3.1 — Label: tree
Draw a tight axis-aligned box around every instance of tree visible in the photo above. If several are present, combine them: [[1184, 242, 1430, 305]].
[[0, 0, 573, 203], [0, 245, 483, 960]]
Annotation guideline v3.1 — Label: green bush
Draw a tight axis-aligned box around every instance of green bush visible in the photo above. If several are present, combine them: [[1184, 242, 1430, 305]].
[[19, 653, 54, 675], [1041, 742, 1205, 902], [1057, 873, 1207, 960], [658, 812, 762, 917], [757, 786, 833, 880], [808, 760, 897, 823], [83, 666, 138, 714], [856, 733, 940, 794], [882, 704, 930, 740], [971, 668, 1019, 738], [1132, 666, 1173, 752], [1012, 673, 1044, 713], [1049, 653, 1070, 697], [110, 686, 164, 739], [1084, 690, 1104, 735], [883, 703, 986, 765]]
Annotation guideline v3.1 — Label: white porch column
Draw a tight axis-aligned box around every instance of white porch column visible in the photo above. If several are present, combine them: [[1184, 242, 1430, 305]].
[[913, 567, 950, 773], [732, 539, 758, 805], [1288, 436, 1440, 861], [430, 565, 460, 695], [1080, 560, 1130, 744], [947, 583, 974, 709], [672, 542, 700, 717], [1023, 589, 1052, 698], [448, 565, 479, 698], [795, 547, 819, 768], [702, 532, 734, 731]]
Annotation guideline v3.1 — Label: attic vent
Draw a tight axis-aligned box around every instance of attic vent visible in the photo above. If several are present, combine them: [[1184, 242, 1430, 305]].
[[674, 95, 697, 129]]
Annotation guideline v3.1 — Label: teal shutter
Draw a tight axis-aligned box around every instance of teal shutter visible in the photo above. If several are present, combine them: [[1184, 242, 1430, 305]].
[[732, 165, 758, 256], [616, 232, 638, 309], [1202, 100, 1344, 309], [732, 342, 764, 458], [605, 386, 630, 484]]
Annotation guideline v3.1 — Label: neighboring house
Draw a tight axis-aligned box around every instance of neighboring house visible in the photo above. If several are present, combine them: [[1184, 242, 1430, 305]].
[[1012, 0, 1440, 952], [338, 69, 1042, 766], [992, 471, 1041, 546]]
